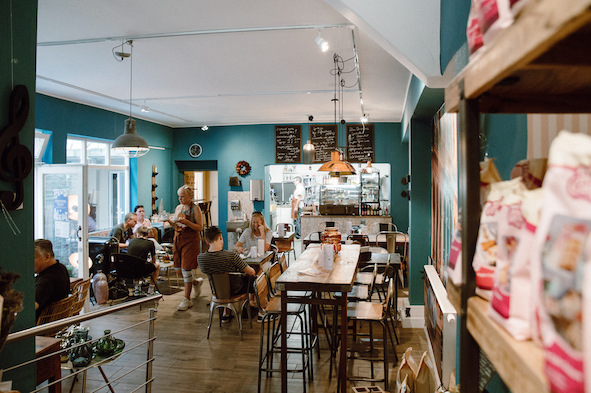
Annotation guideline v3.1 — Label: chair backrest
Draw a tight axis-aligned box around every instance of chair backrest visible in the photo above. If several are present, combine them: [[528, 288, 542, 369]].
[[36, 295, 75, 326], [347, 234, 370, 246], [275, 223, 294, 232], [317, 221, 342, 232], [208, 273, 232, 300], [268, 261, 282, 296], [279, 254, 288, 273], [383, 278, 395, 310], [70, 278, 91, 316], [254, 273, 270, 312], [269, 243, 279, 262], [111, 253, 150, 280]]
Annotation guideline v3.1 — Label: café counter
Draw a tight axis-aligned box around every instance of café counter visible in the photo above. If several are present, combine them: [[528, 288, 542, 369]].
[[300, 214, 392, 240]]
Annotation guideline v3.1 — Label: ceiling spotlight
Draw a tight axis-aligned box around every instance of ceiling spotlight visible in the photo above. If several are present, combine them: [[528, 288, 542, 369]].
[[141, 101, 150, 112], [360, 114, 369, 123], [315, 29, 329, 52], [201, 125, 209, 131]]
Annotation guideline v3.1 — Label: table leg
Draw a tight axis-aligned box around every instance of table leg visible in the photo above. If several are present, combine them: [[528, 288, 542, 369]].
[[281, 290, 288, 393], [98, 365, 116, 393], [339, 293, 348, 393]]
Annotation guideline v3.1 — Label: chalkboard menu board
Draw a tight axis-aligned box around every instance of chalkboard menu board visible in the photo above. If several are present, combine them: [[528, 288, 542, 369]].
[[310, 124, 337, 163], [275, 125, 301, 163], [347, 124, 374, 163]]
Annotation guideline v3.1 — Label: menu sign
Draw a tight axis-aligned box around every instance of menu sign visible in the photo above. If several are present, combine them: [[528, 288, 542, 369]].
[[310, 124, 337, 163], [275, 125, 301, 163], [347, 124, 374, 163]]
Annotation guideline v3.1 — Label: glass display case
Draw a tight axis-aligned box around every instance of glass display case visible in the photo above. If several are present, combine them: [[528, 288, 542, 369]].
[[319, 179, 359, 215], [360, 169, 381, 215]]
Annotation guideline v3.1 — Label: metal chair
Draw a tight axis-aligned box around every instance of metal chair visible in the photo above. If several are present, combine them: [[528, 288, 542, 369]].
[[369, 222, 398, 235], [254, 272, 310, 393], [206, 273, 252, 340], [342, 279, 398, 390], [347, 233, 370, 246]]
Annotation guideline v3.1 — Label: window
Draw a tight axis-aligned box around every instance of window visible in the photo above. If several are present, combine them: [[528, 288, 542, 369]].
[[34, 132, 50, 162], [66, 136, 129, 166]]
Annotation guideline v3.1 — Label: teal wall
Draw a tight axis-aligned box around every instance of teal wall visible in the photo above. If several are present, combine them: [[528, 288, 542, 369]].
[[440, 0, 471, 73], [35, 94, 175, 217], [0, 1, 38, 390], [408, 119, 432, 305], [481, 113, 528, 180], [172, 123, 409, 244], [402, 76, 425, 142]]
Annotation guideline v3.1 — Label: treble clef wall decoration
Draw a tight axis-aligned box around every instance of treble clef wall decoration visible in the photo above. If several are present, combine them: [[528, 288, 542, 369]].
[[0, 85, 33, 211]]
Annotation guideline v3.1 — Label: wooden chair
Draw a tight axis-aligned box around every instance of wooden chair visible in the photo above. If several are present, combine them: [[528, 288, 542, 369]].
[[254, 273, 310, 393], [36, 295, 76, 326], [70, 278, 91, 316], [342, 279, 397, 391], [274, 223, 296, 264], [206, 273, 252, 340]]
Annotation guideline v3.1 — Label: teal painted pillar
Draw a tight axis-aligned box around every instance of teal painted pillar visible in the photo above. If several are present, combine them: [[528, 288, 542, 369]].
[[408, 119, 432, 305]]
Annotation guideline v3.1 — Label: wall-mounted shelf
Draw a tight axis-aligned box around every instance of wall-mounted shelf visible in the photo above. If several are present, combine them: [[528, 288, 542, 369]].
[[444, 0, 591, 391]]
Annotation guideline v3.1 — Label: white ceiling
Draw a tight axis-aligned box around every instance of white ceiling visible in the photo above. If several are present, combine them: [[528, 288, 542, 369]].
[[36, 0, 415, 128]]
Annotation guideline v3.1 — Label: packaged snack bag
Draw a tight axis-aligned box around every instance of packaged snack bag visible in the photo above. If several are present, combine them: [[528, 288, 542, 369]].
[[473, 177, 528, 300], [510, 158, 548, 189], [488, 187, 543, 340], [480, 157, 502, 206], [475, 0, 513, 44], [531, 130, 591, 393], [467, 4, 484, 59]]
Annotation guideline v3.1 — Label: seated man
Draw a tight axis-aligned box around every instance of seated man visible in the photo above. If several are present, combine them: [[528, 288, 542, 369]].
[[127, 226, 160, 295], [35, 239, 70, 321], [198, 226, 256, 320], [109, 212, 137, 250]]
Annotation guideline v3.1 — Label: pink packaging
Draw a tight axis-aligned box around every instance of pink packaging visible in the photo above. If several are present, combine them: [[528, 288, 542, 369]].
[[447, 219, 463, 286], [475, 0, 513, 45], [531, 131, 590, 393], [467, 4, 484, 59], [473, 177, 527, 300], [488, 187, 543, 340]]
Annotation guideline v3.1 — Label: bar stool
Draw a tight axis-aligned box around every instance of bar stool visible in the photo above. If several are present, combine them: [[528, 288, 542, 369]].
[[254, 273, 311, 393], [341, 279, 397, 391]]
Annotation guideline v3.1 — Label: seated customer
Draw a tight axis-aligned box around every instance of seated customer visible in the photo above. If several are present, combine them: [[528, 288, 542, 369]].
[[127, 226, 160, 295], [199, 226, 256, 318], [35, 239, 70, 321], [234, 212, 272, 254], [110, 212, 137, 250], [132, 205, 152, 233]]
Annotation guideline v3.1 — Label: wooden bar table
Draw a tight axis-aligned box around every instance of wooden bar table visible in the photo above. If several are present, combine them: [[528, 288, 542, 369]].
[[275, 244, 360, 393]]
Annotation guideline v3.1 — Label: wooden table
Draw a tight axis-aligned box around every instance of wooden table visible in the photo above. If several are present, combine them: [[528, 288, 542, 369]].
[[36, 336, 62, 393], [241, 250, 274, 273], [275, 244, 360, 393]]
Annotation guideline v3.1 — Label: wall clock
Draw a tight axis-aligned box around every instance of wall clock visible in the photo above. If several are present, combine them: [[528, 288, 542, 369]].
[[189, 143, 202, 158]]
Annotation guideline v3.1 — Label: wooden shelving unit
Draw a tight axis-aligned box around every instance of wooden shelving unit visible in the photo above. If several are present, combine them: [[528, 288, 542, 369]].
[[444, 0, 591, 391]]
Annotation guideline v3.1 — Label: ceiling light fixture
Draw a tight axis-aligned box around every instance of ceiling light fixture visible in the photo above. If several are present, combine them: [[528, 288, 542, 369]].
[[141, 100, 150, 112], [201, 125, 209, 131], [315, 29, 329, 52], [360, 114, 369, 123], [318, 150, 356, 177], [111, 40, 150, 158]]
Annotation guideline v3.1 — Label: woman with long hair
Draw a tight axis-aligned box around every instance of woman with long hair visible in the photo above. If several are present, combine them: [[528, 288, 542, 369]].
[[234, 212, 272, 254]]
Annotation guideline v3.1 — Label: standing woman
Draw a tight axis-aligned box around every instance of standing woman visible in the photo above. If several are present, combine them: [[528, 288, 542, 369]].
[[166, 185, 204, 311]]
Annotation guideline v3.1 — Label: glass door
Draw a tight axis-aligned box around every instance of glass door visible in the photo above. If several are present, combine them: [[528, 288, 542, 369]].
[[35, 164, 89, 279]]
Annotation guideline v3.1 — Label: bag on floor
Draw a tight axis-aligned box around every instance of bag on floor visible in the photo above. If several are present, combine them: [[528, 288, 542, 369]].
[[108, 277, 129, 300], [488, 187, 542, 340], [530, 131, 591, 393], [415, 351, 436, 393], [397, 347, 418, 392]]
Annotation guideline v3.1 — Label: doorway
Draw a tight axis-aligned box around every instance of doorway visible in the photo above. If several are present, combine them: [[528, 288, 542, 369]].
[[184, 171, 219, 227]]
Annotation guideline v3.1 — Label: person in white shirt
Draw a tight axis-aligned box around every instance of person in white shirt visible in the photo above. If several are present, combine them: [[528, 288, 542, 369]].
[[234, 212, 272, 254], [291, 176, 305, 238]]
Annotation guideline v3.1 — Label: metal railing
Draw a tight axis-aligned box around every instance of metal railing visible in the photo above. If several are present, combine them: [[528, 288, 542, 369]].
[[3, 295, 161, 393]]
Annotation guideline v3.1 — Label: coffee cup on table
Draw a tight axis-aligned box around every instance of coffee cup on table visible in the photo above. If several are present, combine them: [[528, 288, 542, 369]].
[[249, 246, 258, 258]]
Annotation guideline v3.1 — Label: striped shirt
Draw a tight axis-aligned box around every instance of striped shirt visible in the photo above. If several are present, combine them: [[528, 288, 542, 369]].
[[198, 250, 249, 294]]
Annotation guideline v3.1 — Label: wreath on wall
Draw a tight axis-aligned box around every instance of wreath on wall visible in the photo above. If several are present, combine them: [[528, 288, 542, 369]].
[[236, 161, 251, 176]]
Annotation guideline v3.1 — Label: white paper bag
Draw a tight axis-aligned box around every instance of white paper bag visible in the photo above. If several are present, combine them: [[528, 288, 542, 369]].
[[278, 225, 285, 237], [346, 221, 353, 235], [323, 244, 334, 270]]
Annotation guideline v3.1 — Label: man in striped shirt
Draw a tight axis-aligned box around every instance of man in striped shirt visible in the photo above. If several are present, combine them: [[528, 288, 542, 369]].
[[198, 226, 256, 297]]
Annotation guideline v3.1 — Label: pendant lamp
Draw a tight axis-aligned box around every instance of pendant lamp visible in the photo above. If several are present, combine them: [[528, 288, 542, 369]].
[[318, 151, 356, 177], [112, 40, 150, 158], [303, 140, 315, 164]]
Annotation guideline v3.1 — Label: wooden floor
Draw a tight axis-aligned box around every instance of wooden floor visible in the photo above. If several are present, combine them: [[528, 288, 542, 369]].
[[54, 246, 428, 393]]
